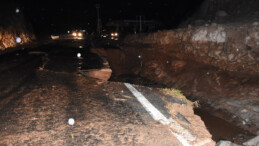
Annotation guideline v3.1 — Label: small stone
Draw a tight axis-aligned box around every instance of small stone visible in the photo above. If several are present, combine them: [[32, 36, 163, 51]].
[[216, 140, 237, 146], [241, 109, 248, 113], [243, 135, 259, 146], [228, 54, 234, 61]]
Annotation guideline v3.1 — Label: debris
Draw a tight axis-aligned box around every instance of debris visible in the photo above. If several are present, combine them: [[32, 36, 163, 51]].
[[216, 140, 240, 146], [243, 135, 259, 146]]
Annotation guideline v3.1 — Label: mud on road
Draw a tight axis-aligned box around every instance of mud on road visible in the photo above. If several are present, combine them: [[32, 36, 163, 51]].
[[0, 41, 187, 145], [0, 69, 182, 145]]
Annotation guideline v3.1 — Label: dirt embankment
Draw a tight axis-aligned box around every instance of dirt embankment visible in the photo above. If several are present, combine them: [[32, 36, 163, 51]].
[[181, 0, 259, 26], [0, 2, 35, 52], [91, 23, 259, 134]]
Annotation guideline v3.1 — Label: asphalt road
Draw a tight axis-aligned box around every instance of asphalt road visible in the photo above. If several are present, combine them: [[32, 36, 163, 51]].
[[0, 39, 181, 145]]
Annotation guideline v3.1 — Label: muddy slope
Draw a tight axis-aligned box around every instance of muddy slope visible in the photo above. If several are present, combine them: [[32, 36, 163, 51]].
[[91, 23, 259, 134]]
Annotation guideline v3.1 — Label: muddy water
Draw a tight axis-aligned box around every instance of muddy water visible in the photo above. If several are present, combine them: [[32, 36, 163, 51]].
[[110, 75, 256, 144], [194, 108, 255, 144]]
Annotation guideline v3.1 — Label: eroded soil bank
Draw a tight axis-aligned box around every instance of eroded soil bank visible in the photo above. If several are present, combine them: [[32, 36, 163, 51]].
[[91, 23, 259, 137]]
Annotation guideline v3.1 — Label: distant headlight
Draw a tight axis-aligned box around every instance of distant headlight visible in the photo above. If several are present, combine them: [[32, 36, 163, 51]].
[[72, 32, 77, 37], [78, 32, 83, 37], [111, 32, 118, 37]]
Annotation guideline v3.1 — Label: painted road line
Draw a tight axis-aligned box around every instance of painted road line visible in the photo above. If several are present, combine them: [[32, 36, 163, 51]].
[[124, 83, 170, 125], [124, 83, 197, 146]]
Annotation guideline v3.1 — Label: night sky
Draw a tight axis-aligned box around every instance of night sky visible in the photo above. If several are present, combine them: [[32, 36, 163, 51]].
[[15, 0, 204, 34]]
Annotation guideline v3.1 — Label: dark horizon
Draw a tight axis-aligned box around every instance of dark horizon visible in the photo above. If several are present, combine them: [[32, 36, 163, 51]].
[[13, 0, 204, 35]]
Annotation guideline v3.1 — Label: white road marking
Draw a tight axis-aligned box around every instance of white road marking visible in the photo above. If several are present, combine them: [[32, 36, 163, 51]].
[[124, 83, 196, 146], [124, 83, 170, 125]]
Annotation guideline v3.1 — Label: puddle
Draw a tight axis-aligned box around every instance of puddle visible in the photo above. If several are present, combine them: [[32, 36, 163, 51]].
[[194, 108, 255, 144]]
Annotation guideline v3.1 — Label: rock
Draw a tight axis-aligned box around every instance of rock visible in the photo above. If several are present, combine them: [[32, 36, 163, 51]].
[[243, 135, 259, 146], [192, 29, 208, 42], [214, 50, 222, 56], [216, 140, 240, 146], [84, 68, 112, 81], [228, 54, 234, 61]]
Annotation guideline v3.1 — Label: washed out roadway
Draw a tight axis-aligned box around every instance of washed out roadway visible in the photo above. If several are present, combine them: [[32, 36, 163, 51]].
[[0, 40, 181, 145]]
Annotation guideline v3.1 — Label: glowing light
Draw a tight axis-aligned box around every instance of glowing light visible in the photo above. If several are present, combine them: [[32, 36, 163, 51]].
[[79, 46, 83, 48], [15, 8, 20, 13], [78, 32, 83, 37], [72, 32, 77, 37], [51, 35, 59, 39], [16, 37, 21, 43], [68, 118, 75, 125], [67, 30, 70, 34], [77, 53, 81, 58], [138, 55, 141, 59]]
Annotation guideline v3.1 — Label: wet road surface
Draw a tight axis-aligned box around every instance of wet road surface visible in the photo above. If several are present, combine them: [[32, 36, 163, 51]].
[[0, 40, 181, 145]]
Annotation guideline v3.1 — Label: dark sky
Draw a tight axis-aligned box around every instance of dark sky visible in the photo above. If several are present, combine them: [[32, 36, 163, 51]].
[[16, 0, 204, 34]]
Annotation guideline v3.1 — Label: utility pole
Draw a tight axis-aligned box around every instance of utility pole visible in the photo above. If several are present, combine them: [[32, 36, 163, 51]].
[[136, 15, 145, 33], [96, 4, 101, 34], [139, 16, 142, 33]]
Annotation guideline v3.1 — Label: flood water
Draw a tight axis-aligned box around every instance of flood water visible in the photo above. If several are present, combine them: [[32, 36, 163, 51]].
[[194, 108, 255, 144]]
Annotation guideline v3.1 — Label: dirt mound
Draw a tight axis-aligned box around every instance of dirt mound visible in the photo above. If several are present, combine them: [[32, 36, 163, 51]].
[[90, 22, 259, 135]]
